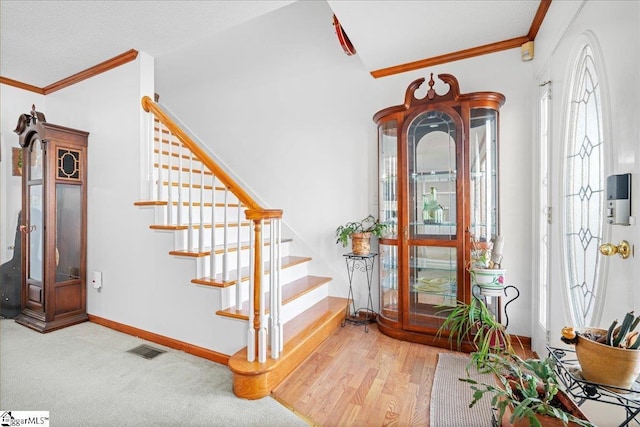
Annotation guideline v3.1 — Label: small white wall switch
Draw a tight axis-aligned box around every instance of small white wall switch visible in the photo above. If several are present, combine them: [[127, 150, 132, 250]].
[[92, 271, 103, 289]]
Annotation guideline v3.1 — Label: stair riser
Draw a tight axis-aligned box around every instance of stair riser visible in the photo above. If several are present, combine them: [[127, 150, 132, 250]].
[[159, 186, 243, 208], [174, 226, 282, 253], [161, 205, 254, 227], [217, 261, 310, 309], [194, 242, 291, 278], [278, 284, 329, 324], [174, 226, 251, 251]]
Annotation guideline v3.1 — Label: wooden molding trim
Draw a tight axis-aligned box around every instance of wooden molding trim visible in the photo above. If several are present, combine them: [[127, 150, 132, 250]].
[[371, 35, 529, 79], [43, 49, 138, 94], [0, 76, 45, 94], [88, 314, 230, 365], [371, 0, 551, 79], [528, 0, 553, 41], [0, 49, 138, 95]]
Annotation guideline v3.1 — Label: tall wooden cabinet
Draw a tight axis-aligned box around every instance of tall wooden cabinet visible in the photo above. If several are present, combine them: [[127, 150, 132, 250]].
[[14, 106, 89, 333], [374, 74, 505, 349]]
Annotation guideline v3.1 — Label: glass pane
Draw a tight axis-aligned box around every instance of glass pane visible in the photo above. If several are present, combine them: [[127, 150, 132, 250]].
[[470, 108, 499, 244], [407, 111, 457, 239], [563, 45, 603, 327], [538, 89, 551, 329], [379, 121, 398, 238], [409, 246, 457, 326], [29, 139, 43, 181], [28, 184, 43, 281], [56, 184, 82, 282], [379, 244, 398, 322]]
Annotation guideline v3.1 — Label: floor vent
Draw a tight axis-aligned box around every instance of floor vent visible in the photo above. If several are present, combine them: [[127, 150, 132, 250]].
[[127, 344, 167, 360]]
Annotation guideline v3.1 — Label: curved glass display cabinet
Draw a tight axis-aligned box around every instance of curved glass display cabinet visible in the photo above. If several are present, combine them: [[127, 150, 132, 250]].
[[374, 74, 505, 349]]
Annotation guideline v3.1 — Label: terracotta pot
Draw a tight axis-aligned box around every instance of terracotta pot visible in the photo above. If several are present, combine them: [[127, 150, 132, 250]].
[[576, 327, 640, 391], [350, 232, 371, 255]]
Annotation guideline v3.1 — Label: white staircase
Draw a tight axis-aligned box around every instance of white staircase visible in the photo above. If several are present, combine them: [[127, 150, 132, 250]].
[[136, 96, 347, 399]]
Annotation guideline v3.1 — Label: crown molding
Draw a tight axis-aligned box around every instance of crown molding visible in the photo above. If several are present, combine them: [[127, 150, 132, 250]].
[[0, 49, 139, 95], [370, 0, 552, 78]]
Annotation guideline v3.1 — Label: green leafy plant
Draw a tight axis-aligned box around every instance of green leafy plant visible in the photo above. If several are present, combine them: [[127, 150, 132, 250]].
[[460, 353, 594, 427], [335, 215, 387, 247], [436, 298, 518, 370]]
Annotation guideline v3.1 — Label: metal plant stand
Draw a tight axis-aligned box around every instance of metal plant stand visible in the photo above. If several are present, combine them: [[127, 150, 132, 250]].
[[342, 252, 377, 332], [548, 346, 640, 426], [471, 284, 520, 327]]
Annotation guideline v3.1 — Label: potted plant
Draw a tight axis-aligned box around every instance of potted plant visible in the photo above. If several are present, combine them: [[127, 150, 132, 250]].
[[436, 297, 518, 370], [561, 311, 640, 390], [335, 215, 387, 255], [460, 353, 594, 427], [470, 267, 507, 297], [469, 234, 507, 296]]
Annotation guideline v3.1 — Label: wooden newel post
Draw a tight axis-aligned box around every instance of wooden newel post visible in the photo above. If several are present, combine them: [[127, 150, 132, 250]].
[[245, 209, 283, 362]]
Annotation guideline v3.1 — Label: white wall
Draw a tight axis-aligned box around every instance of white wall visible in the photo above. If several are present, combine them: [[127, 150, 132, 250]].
[[155, 0, 535, 337]]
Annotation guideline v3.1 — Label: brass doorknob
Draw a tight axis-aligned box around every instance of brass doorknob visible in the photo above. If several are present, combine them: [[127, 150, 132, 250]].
[[599, 240, 632, 259]]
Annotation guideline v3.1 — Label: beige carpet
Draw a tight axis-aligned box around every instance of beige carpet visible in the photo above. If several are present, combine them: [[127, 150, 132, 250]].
[[0, 319, 306, 427], [430, 353, 494, 427]]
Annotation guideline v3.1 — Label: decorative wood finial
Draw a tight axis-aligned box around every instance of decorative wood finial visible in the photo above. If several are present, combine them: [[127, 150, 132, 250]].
[[427, 73, 436, 100]]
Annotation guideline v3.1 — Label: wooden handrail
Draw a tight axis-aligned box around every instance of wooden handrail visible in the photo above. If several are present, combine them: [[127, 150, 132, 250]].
[[142, 95, 284, 363], [141, 96, 282, 221]]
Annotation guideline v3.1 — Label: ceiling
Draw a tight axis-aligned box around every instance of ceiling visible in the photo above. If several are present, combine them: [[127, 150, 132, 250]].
[[0, 0, 544, 89]]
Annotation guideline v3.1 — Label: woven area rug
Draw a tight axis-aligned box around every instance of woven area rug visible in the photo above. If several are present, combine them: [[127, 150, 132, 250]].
[[430, 353, 495, 427]]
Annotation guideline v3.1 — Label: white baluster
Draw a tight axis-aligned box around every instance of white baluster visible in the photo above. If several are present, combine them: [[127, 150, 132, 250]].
[[210, 178, 217, 281], [187, 151, 194, 251], [147, 113, 154, 200], [235, 203, 242, 310], [223, 189, 229, 282], [270, 218, 280, 359], [155, 120, 162, 201], [247, 222, 255, 362], [177, 140, 183, 226], [198, 160, 204, 253], [277, 218, 283, 352], [166, 128, 173, 225], [258, 219, 267, 364]]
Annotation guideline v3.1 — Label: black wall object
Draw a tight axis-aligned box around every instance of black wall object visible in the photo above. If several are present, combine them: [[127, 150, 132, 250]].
[[1, 211, 22, 318]]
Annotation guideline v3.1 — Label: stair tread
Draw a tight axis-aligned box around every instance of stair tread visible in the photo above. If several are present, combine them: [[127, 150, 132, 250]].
[[192, 256, 312, 288], [149, 221, 250, 231], [216, 275, 331, 319], [169, 237, 292, 258], [228, 296, 348, 374]]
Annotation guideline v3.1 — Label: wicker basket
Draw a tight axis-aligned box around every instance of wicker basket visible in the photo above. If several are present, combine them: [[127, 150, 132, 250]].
[[350, 232, 371, 255], [576, 327, 640, 391]]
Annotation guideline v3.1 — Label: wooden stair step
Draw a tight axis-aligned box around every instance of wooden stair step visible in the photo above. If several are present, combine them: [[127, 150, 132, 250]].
[[148, 221, 250, 231], [228, 296, 349, 400], [191, 256, 311, 288], [169, 237, 292, 258], [216, 275, 331, 320], [162, 182, 226, 192], [154, 163, 213, 175]]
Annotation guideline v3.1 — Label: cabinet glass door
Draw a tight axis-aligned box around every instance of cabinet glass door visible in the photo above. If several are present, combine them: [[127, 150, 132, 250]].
[[406, 110, 459, 328], [470, 108, 499, 245], [25, 140, 45, 310], [378, 120, 398, 322]]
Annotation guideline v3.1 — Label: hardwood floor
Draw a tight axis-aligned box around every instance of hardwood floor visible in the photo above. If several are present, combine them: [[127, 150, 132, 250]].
[[272, 321, 462, 426]]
